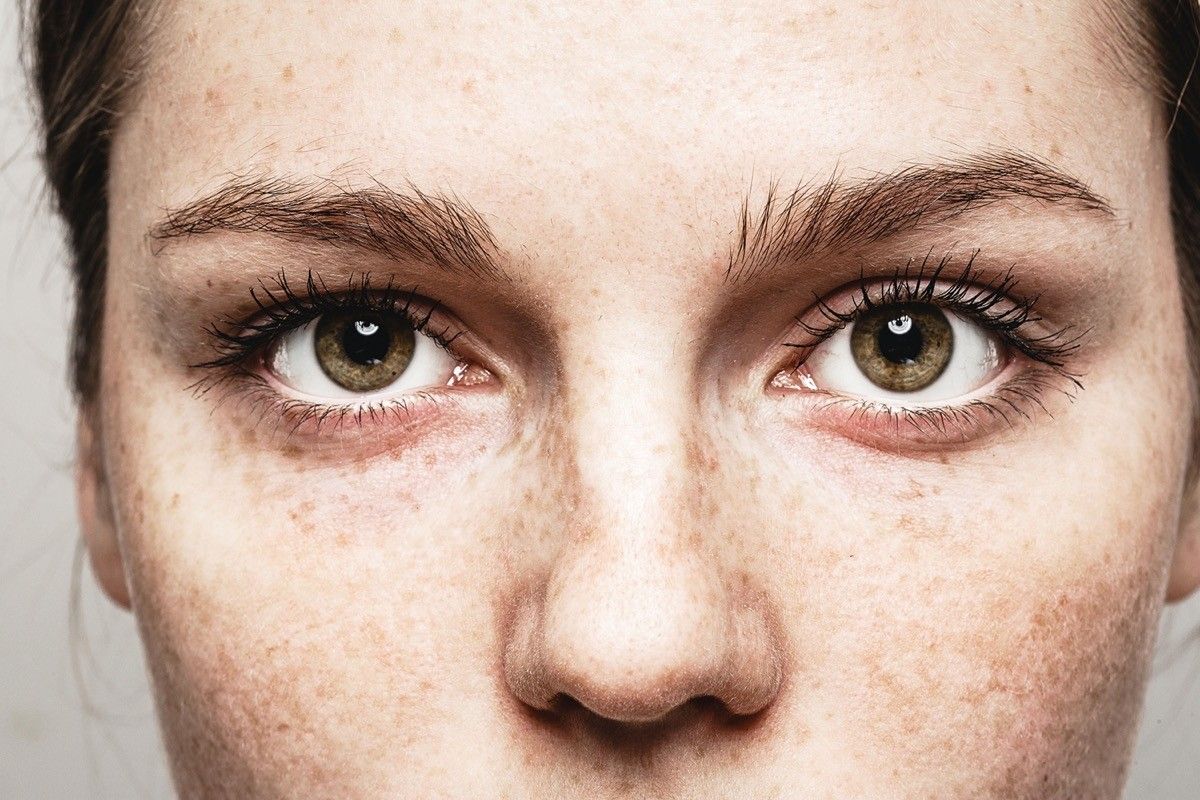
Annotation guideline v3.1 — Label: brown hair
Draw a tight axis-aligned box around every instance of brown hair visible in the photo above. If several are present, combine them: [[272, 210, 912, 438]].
[[25, 0, 152, 401], [24, 1, 1200, 417]]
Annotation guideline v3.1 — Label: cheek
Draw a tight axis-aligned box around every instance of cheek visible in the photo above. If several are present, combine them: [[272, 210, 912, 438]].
[[101, 360, 519, 792], [744, 360, 1187, 794], [116, 470, 510, 793], [756, 452, 1178, 797]]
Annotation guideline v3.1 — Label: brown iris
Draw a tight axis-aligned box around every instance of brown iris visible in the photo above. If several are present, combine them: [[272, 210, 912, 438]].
[[850, 303, 953, 392], [314, 311, 416, 392]]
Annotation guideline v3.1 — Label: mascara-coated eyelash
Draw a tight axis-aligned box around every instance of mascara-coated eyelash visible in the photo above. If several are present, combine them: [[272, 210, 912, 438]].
[[192, 269, 464, 371], [770, 250, 1089, 446], [787, 249, 1085, 379], [187, 270, 488, 439]]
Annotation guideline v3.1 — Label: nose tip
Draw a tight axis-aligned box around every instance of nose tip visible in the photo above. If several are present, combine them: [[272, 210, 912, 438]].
[[503, 558, 782, 726]]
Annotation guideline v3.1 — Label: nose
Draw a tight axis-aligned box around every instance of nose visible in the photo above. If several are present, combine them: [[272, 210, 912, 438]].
[[504, 540, 782, 723], [502, 378, 782, 726]]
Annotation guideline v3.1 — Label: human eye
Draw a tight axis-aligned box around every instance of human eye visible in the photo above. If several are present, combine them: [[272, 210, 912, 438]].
[[270, 309, 454, 399], [192, 271, 493, 435], [769, 252, 1085, 445]]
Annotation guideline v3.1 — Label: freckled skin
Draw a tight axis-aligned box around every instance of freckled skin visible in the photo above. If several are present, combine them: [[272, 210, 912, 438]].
[[80, 1, 1200, 798]]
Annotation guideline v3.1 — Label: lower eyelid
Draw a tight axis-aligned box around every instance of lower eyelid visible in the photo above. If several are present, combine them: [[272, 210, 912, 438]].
[[770, 363, 1080, 450]]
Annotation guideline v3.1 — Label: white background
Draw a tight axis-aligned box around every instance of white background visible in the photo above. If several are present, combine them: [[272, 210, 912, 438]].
[[1, 6, 1198, 799]]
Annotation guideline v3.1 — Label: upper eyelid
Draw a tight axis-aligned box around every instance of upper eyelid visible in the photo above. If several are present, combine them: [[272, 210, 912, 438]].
[[784, 263, 1086, 376], [192, 275, 467, 371]]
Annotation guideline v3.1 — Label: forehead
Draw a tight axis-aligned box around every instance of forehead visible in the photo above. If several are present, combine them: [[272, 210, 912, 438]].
[[119, 0, 1153, 247]]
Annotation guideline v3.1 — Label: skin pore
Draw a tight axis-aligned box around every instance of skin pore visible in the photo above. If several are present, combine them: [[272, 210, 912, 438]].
[[77, 0, 1200, 797]]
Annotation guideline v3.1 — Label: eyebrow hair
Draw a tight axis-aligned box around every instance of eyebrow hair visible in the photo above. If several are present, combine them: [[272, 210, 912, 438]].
[[725, 150, 1115, 284], [151, 174, 507, 282]]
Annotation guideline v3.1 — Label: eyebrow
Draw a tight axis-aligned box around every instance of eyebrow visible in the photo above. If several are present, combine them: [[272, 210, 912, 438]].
[[725, 150, 1115, 284], [152, 150, 1113, 290], [151, 174, 507, 282]]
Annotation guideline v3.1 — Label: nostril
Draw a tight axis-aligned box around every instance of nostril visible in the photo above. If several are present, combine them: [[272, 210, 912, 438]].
[[545, 692, 750, 742]]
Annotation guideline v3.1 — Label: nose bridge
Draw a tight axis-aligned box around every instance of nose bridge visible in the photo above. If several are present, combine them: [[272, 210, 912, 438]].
[[563, 339, 693, 534], [558, 344, 721, 698]]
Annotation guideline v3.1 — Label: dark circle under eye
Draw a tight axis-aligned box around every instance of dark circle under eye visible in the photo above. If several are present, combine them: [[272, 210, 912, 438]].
[[850, 303, 953, 392], [314, 311, 416, 392]]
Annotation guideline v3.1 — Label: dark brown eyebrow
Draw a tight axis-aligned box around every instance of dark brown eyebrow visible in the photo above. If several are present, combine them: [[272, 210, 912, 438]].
[[725, 150, 1115, 284], [151, 174, 508, 282]]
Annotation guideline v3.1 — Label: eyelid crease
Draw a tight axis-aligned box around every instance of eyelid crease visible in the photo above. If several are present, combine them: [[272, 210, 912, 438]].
[[190, 269, 467, 372], [784, 248, 1088, 384]]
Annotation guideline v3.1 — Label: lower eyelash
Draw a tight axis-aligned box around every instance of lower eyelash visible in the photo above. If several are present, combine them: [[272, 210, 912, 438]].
[[188, 368, 446, 438], [806, 366, 1080, 444]]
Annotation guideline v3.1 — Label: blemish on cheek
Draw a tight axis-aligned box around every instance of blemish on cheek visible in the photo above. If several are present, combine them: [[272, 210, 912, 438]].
[[281, 64, 295, 82]]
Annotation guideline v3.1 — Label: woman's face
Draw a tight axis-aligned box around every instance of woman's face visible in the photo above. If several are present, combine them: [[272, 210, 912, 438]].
[[85, 1, 1200, 797]]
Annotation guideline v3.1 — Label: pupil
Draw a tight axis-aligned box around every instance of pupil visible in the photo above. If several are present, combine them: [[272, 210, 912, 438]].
[[877, 312, 923, 364], [342, 316, 391, 366]]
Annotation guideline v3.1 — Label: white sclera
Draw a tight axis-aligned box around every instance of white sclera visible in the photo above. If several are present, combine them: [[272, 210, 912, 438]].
[[806, 310, 1002, 403], [267, 317, 458, 400]]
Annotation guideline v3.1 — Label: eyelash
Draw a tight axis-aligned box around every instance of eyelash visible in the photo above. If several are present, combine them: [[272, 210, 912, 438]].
[[196, 270, 463, 368], [194, 255, 1084, 442], [190, 270, 469, 434], [780, 250, 1087, 440]]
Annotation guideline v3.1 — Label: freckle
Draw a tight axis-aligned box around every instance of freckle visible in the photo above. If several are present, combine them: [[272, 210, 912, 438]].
[[1050, 143, 1063, 158], [389, 27, 405, 44], [203, 87, 220, 106], [461, 78, 476, 94], [170, 493, 180, 509], [205, 279, 212, 288], [1024, 82, 1032, 94], [281, 64, 295, 81], [424, 452, 439, 467]]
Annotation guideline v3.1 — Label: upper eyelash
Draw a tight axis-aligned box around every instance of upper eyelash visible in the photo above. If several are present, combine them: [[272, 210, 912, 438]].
[[192, 269, 464, 371], [789, 249, 1087, 382]]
